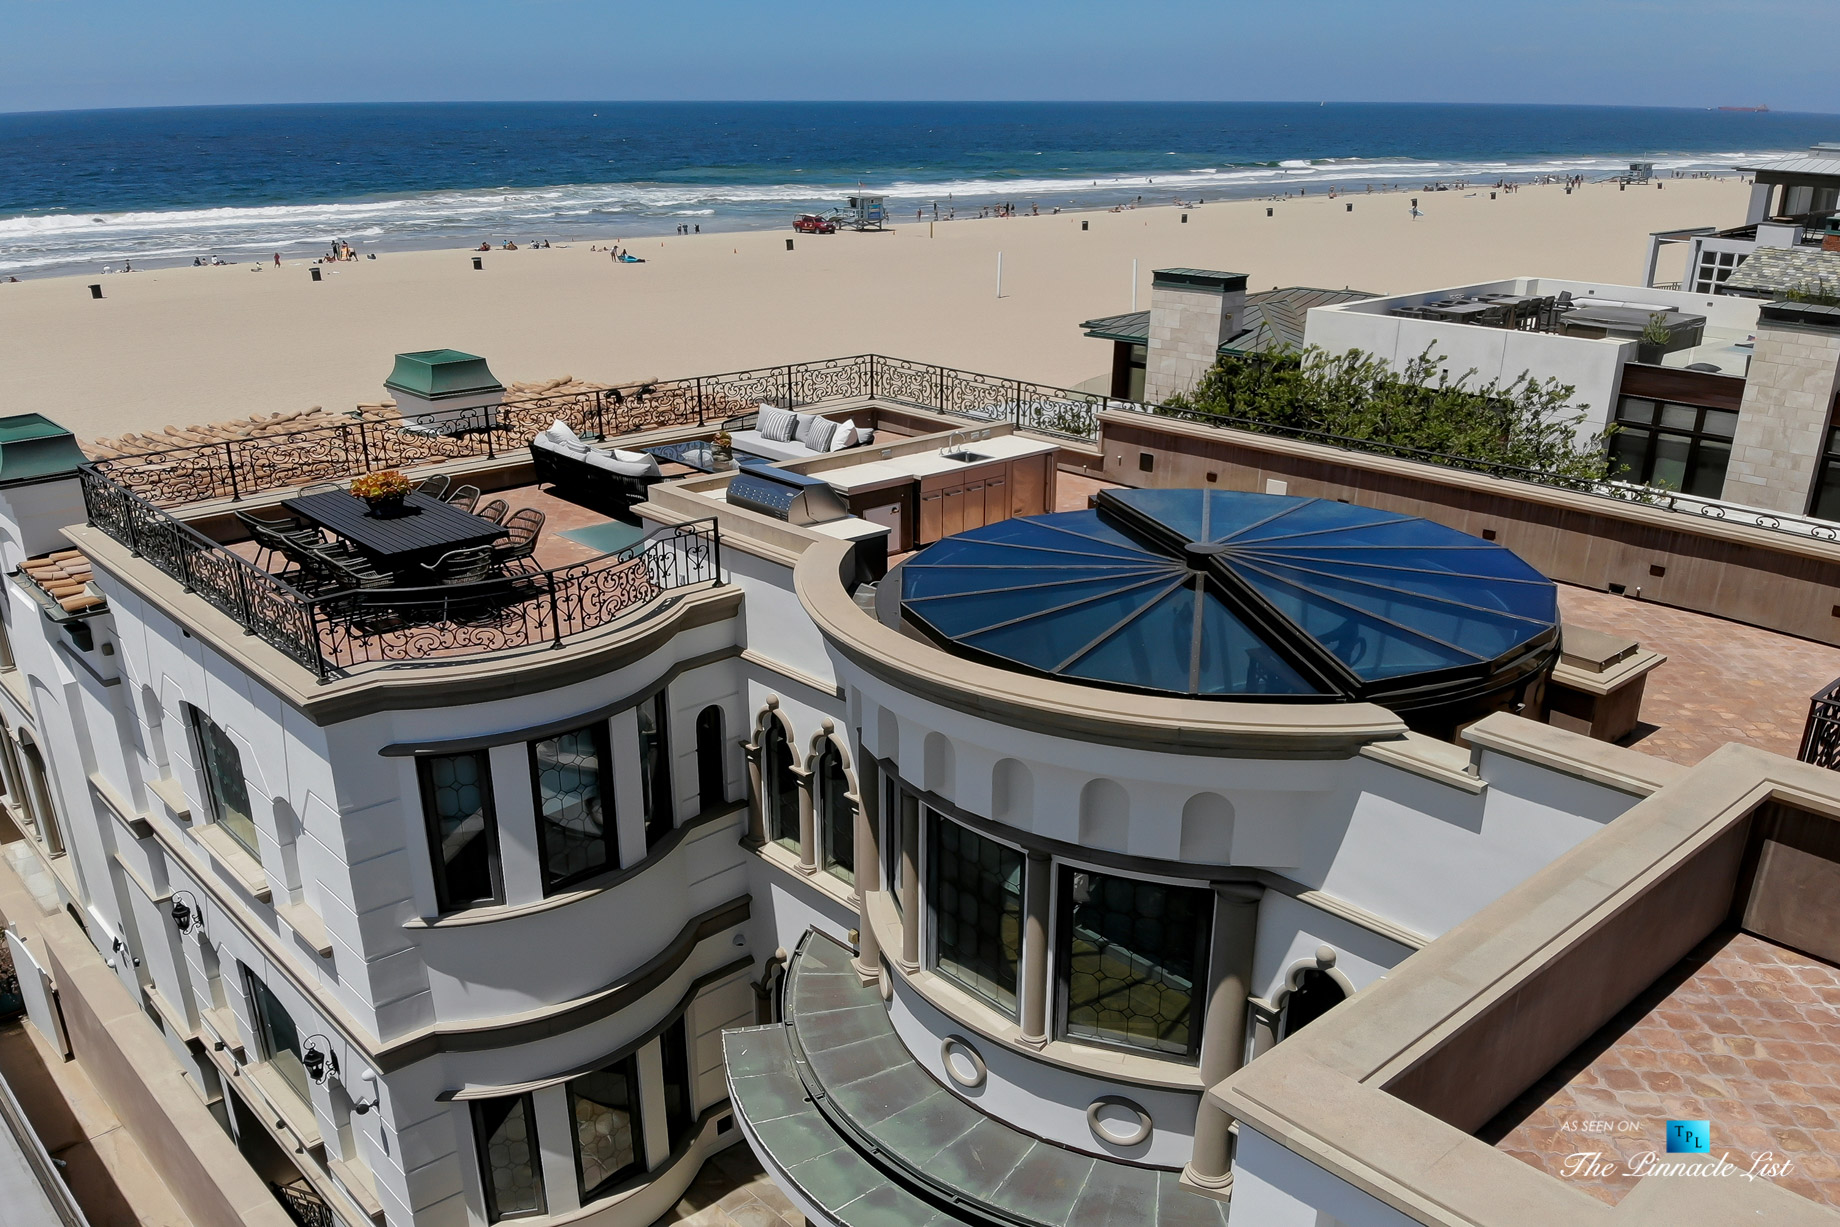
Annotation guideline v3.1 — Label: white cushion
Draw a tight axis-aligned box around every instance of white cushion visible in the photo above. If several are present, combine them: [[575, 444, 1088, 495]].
[[582, 450, 661, 478], [854, 427, 875, 446], [612, 448, 651, 463], [828, 418, 857, 452], [757, 405, 799, 442], [543, 418, 583, 446]]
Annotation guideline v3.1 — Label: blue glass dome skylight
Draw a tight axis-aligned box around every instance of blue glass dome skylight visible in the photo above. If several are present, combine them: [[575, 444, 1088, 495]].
[[899, 489, 1559, 708]]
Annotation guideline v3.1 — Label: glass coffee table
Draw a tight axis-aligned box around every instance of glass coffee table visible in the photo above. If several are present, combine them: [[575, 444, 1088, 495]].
[[643, 441, 767, 472]]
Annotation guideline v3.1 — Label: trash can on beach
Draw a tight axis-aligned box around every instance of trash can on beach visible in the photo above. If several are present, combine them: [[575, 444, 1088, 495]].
[[88, 284, 102, 299], [472, 256, 483, 270], [310, 266, 322, 281]]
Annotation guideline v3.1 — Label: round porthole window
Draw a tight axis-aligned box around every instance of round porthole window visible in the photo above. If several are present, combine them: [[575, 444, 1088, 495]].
[[940, 1036, 987, 1089], [1086, 1096, 1152, 1147]]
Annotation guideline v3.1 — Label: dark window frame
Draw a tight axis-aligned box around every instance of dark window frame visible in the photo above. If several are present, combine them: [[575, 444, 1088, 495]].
[[418, 751, 505, 913], [530, 721, 618, 893], [819, 743, 854, 884], [694, 705, 727, 811], [567, 1054, 646, 1204], [243, 967, 308, 1101], [471, 1094, 547, 1223], [1607, 396, 1737, 498], [187, 705, 260, 862], [639, 691, 675, 849], [761, 720, 799, 851], [660, 1015, 695, 1154], [1052, 865, 1213, 1061], [926, 811, 1024, 1018], [1805, 406, 1840, 521]]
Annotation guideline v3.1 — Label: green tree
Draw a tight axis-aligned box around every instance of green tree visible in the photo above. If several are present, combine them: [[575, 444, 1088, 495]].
[[1161, 345, 1614, 487]]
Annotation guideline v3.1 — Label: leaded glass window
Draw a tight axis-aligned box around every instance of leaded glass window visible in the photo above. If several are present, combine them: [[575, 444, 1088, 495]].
[[761, 720, 799, 850], [245, 970, 307, 1100], [473, 1095, 545, 1222], [928, 814, 1022, 1016], [568, 1057, 643, 1202], [639, 691, 674, 849], [189, 706, 259, 862], [531, 723, 614, 891], [419, 751, 501, 911], [820, 744, 853, 884], [1058, 869, 1211, 1058]]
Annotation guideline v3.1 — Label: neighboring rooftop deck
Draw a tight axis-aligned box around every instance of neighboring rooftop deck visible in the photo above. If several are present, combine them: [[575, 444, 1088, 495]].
[[1487, 930, 1840, 1209]]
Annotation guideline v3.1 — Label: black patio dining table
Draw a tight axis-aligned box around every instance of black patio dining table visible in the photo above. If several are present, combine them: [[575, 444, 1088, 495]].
[[278, 489, 507, 570]]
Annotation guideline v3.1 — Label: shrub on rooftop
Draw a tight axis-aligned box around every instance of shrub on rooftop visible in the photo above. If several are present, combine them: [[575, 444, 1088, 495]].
[[1160, 344, 1615, 489]]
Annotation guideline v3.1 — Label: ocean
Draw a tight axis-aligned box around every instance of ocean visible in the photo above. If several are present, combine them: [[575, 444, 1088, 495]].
[[1, 101, 1835, 278]]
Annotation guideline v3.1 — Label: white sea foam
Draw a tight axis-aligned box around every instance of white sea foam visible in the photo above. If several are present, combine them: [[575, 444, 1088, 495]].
[[0, 149, 1799, 277]]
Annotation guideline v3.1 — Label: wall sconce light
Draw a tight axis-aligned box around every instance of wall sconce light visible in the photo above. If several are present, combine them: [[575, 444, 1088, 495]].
[[301, 1035, 338, 1086], [170, 891, 203, 936], [351, 1066, 378, 1115]]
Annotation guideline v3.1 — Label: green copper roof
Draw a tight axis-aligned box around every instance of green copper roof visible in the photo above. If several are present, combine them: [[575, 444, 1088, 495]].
[[0, 415, 87, 487], [1151, 268, 1247, 293], [727, 930, 1230, 1227], [383, 349, 503, 401], [1081, 288, 1379, 354]]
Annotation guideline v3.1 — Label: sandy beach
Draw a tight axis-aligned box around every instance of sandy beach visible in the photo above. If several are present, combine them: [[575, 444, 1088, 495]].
[[0, 178, 1749, 441]]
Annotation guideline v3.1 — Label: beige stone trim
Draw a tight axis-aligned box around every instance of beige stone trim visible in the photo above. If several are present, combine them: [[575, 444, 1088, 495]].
[[796, 537, 1406, 758], [191, 822, 272, 902], [1359, 734, 1485, 795], [1549, 646, 1666, 697], [1461, 710, 1685, 796], [275, 899, 335, 958], [739, 648, 843, 700]]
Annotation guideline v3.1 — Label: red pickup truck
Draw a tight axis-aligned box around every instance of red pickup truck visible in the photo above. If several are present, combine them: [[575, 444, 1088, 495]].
[[793, 214, 838, 234]]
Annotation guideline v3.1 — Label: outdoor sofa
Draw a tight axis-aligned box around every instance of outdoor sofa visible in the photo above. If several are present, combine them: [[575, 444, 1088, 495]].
[[529, 420, 664, 511]]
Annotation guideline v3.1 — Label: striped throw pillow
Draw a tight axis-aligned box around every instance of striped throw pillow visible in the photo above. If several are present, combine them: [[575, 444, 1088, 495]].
[[758, 405, 798, 442], [797, 414, 838, 452]]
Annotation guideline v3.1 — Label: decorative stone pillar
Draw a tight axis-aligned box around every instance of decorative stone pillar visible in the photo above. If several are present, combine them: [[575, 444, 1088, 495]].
[[1185, 883, 1262, 1194], [795, 765, 817, 875], [1019, 850, 1052, 1047], [852, 757, 882, 985], [898, 791, 921, 972], [742, 740, 764, 847]]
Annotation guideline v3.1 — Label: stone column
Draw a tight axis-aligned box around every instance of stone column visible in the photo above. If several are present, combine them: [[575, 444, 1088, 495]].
[[1144, 269, 1248, 403], [1018, 850, 1052, 1047], [852, 757, 882, 985], [795, 767, 817, 874], [742, 739, 764, 847], [898, 791, 921, 972], [1719, 307, 1840, 516], [1185, 884, 1262, 1193]]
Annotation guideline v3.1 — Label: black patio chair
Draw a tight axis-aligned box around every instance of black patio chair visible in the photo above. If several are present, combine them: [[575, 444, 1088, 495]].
[[475, 498, 510, 525], [491, 508, 546, 573], [445, 485, 481, 514], [415, 473, 451, 500]]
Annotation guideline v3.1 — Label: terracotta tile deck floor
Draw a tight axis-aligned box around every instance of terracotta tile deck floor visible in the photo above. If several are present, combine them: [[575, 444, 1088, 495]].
[[1554, 585, 1840, 767], [1486, 931, 1840, 1209]]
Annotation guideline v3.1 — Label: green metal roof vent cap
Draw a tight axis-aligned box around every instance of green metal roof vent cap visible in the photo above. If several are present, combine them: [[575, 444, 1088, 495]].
[[383, 349, 504, 401], [0, 414, 87, 487]]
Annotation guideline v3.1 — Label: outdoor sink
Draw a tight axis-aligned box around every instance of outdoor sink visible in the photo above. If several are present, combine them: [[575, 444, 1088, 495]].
[[938, 449, 990, 464]]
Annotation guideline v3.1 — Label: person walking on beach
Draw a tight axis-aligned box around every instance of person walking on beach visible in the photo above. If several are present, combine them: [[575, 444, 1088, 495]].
[[273, 252, 280, 267]]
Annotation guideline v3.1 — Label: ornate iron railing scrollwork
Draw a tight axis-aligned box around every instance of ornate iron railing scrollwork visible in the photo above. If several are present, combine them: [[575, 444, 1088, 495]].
[[1799, 675, 1840, 771]]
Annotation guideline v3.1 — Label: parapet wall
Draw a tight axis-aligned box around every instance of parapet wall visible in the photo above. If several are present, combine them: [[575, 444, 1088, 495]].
[[1097, 410, 1840, 647]]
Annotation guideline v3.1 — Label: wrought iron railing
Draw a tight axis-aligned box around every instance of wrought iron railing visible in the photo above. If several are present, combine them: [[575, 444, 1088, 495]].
[[272, 1180, 339, 1227], [79, 465, 720, 680], [1800, 676, 1840, 770], [84, 355, 1122, 510]]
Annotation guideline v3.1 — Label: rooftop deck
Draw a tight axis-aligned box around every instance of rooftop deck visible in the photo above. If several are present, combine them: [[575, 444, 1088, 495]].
[[1486, 930, 1840, 1209]]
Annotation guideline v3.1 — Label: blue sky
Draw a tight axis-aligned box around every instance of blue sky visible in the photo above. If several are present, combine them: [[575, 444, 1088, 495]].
[[2, 0, 1835, 114]]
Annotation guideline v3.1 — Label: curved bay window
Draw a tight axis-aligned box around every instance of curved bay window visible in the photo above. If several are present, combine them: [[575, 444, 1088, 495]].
[[695, 705, 727, 811], [567, 1056, 644, 1203], [818, 743, 854, 884], [928, 814, 1022, 1015], [188, 706, 259, 863], [473, 1094, 545, 1222], [531, 723, 616, 891], [762, 720, 799, 851], [419, 751, 502, 912], [1057, 869, 1211, 1058]]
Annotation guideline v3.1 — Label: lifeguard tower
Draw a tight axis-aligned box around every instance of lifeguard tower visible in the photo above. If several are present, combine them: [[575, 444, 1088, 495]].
[[845, 194, 888, 231]]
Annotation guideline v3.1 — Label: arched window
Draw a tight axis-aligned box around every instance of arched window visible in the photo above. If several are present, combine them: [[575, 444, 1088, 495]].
[[696, 706, 726, 811], [1280, 968, 1347, 1038], [762, 720, 799, 850], [818, 743, 853, 884]]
